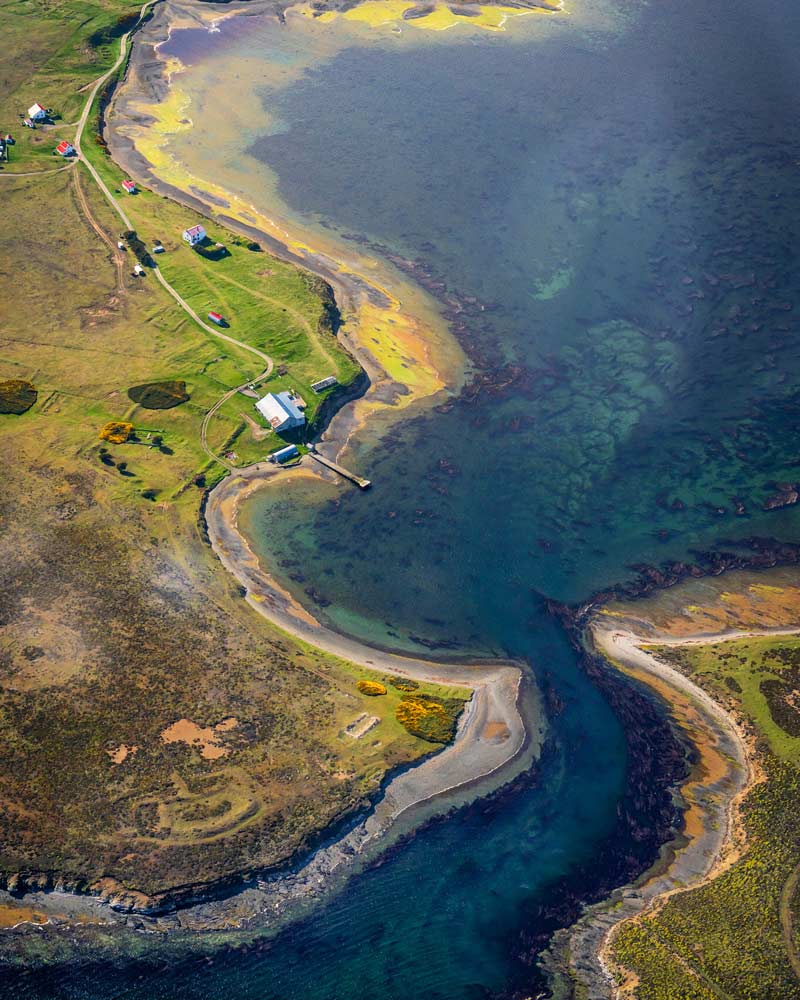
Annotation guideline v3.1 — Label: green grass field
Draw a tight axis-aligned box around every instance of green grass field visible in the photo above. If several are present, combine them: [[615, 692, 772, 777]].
[[648, 636, 800, 764]]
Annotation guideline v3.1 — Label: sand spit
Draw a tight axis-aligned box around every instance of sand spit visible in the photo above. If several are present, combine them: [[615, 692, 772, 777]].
[[205, 459, 537, 823], [545, 625, 761, 999], [0, 456, 538, 937]]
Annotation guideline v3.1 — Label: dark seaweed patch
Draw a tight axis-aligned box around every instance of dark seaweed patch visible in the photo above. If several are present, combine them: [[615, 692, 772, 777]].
[[128, 380, 189, 410], [761, 678, 800, 737], [0, 379, 37, 415]]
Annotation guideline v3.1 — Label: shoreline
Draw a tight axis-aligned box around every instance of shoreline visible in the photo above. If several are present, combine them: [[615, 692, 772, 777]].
[[204, 458, 539, 809], [104, 0, 471, 458], [0, 459, 539, 941], [0, 0, 542, 943], [2, 1, 778, 990], [546, 624, 762, 999]]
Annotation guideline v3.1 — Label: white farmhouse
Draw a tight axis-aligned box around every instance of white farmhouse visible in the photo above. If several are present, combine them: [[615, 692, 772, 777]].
[[256, 391, 306, 433], [182, 224, 206, 246], [28, 102, 47, 121]]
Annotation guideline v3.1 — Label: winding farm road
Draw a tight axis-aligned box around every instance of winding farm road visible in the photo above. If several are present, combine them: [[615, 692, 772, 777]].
[[72, 0, 273, 468]]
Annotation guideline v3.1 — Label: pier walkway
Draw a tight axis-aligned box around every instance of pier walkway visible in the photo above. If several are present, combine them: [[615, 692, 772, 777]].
[[308, 449, 371, 490]]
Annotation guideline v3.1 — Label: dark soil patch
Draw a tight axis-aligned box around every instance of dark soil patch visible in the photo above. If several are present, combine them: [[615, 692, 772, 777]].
[[0, 379, 37, 415], [128, 380, 189, 410], [761, 678, 800, 737]]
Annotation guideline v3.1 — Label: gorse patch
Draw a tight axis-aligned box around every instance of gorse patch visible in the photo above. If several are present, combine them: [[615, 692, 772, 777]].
[[99, 421, 134, 444], [0, 379, 37, 415], [396, 694, 463, 744], [389, 676, 419, 692], [356, 680, 387, 697]]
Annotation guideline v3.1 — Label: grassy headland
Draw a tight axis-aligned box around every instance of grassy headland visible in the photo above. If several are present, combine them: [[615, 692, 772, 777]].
[[0, 0, 471, 913]]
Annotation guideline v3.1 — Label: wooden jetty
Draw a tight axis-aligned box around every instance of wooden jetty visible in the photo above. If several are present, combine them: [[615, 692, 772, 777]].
[[308, 449, 371, 490]]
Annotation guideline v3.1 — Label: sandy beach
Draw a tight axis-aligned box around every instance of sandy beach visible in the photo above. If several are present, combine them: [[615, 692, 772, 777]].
[[546, 624, 761, 999], [205, 458, 541, 820]]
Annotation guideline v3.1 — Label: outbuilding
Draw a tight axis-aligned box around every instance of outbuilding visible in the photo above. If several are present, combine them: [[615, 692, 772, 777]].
[[311, 375, 338, 394], [55, 140, 74, 157], [122, 179, 136, 194], [28, 103, 47, 121], [207, 311, 225, 326], [255, 391, 306, 433], [182, 224, 206, 246], [270, 444, 300, 464]]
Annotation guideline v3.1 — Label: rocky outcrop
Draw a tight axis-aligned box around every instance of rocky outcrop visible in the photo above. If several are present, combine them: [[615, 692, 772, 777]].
[[763, 483, 800, 511]]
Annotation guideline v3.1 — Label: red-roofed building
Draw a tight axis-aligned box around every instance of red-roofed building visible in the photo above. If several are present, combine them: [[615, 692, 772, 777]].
[[182, 224, 206, 246], [207, 311, 224, 326], [122, 179, 136, 194], [55, 140, 74, 157]]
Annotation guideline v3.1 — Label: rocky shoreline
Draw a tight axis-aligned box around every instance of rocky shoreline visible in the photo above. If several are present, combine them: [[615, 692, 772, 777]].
[[537, 621, 755, 999]]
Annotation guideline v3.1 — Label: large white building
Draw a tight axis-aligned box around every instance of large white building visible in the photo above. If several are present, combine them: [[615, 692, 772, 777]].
[[28, 102, 47, 121], [256, 391, 306, 433]]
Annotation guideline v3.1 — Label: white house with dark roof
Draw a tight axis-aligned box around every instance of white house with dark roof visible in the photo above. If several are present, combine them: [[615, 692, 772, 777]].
[[255, 391, 306, 433]]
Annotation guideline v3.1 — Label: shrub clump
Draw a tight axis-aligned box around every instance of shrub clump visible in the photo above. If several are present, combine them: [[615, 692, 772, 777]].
[[121, 230, 153, 267], [396, 694, 463, 744], [356, 680, 387, 697], [128, 380, 189, 410], [0, 379, 37, 415], [99, 421, 134, 444], [389, 676, 419, 693]]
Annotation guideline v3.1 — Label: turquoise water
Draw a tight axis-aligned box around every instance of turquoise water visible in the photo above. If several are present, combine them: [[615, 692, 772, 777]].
[[10, 0, 800, 996], [245, 0, 800, 645]]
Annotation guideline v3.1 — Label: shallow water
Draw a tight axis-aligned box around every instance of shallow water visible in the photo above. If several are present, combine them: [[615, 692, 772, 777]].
[[15, 0, 800, 996]]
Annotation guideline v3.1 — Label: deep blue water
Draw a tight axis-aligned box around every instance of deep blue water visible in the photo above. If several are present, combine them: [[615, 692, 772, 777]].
[[11, 0, 800, 996]]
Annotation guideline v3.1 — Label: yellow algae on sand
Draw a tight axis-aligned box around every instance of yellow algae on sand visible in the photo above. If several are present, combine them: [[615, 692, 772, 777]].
[[358, 298, 446, 404], [342, 0, 415, 25], [332, 2, 561, 32]]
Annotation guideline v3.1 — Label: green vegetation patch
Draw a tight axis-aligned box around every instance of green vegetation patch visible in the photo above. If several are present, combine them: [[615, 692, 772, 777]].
[[650, 636, 800, 763], [0, 379, 37, 415], [396, 693, 464, 744], [128, 380, 190, 410], [389, 675, 420, 692], [613, 756, 800, 999], [761, 678, 800, 737]]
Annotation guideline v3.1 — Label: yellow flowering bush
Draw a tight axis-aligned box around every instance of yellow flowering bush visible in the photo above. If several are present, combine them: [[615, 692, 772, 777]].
[[99, 421, 134, 444], [356, 680, 387, 697], [396, 694, 462, 744]]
